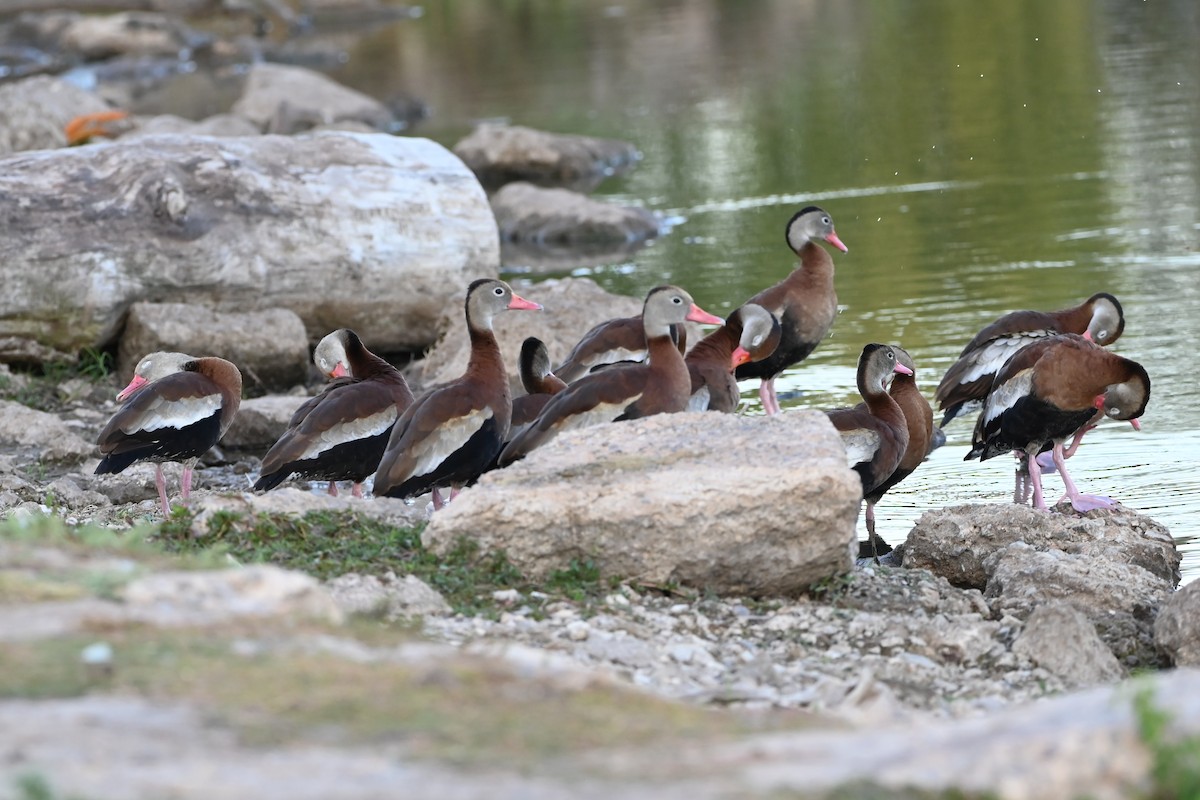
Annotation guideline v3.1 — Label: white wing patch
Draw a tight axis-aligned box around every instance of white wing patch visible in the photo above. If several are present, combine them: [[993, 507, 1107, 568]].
[[959, 332, 1051, 384], [128, 394, 222, 433], [408, 408, 491, 478], [300, 408, 397, 460], [984, 368, 1034, 424], [840, 428, 880, 467], [583, 347, 645, 371], [553, 396, 640, 434], [687, 387, 711, 412]]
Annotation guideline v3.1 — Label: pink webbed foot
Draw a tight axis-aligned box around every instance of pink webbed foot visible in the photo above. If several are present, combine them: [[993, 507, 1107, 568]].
[[327, 481, 339, 497], [1068, 493, 1117, 513]]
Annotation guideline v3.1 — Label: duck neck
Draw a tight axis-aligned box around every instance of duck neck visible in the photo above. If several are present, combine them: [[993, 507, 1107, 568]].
[[685, 324, 741, 369]]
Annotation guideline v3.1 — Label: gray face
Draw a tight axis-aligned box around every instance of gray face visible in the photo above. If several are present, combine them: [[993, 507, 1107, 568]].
[[1088, 298, 1123, 346], [468, 280, 516, 328], [313, 331, 350, 378], [133, 351, 193, 382], [786, 209, 837, 253], [1104, 378, 1148, 421], [738, 304, 779, 360], [642, 286, 696, 337]]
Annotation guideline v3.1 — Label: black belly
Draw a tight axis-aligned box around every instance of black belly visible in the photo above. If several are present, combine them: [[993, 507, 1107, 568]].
[[254, 427, 393, 491], [95, 413, 222, 475], [380, 417, 504, 499], [979, 396, 1096, 461]]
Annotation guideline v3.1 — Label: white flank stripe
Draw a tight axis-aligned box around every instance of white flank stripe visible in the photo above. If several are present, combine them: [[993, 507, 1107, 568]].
[[840, 429, 880, 468], [555, 396, 640, 433], [302, 408, 397, 460], [130, 394, 222, 433], [984, 369, 1035, 424], [410, 409, 490, 477]]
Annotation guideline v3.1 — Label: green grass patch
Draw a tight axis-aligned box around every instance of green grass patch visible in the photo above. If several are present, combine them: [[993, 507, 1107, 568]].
[[1132, 683, 1200, 799], [152, 508, 626, 617]]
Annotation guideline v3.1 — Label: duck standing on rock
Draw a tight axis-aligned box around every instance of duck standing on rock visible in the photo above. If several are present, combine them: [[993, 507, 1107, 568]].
[[856, 346, 936, 558], [254, 329, 415, 498], [965, 333, 1149, 513], [735, 206, 847, 415], [95, 352, 242, 515], [498, 285, 723, 466], [685, 303, 781, 412], [373, 279, 542, 508]]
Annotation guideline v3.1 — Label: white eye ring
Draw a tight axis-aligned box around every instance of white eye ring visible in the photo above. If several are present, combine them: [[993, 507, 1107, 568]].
[[1108, 407, 1120, 418], [493, 286, 505, 296]]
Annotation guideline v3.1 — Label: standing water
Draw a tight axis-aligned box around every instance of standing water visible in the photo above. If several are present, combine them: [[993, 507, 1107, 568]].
[[330, 0, 1200, 577]]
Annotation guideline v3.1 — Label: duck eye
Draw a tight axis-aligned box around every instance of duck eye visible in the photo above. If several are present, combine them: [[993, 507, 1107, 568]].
[[1108, 407, 1121, 418], [752, 335, 763, 346], [1097, 329, 1108, 340], [493, 286, 505, 296], [822, 217, 830, 225], [672, 296, 682, 304]]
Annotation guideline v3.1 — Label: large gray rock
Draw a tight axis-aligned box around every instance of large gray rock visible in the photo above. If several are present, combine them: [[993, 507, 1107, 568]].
[[903, 503, 1180, 590], [125, 114, 261, 140], [0, 75, 112, 155], [0, 132, 498, 359], [903, 504, 1180, 668], [54, 11, 206, 60], [1011, 603, 1124, 688], [423, 411, 861, 596], [117, 303, 309, 392], [220, 394, 305, 450], [0, 399, 94, 464], [491, 181, 661, 245], [453, 123, 641, 190], [231, 62, 396, 134], [1154, 580, 1200, 666]]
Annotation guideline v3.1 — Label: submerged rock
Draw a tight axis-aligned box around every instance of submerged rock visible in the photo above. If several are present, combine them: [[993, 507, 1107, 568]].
[[491, 181, 661, 246], [453, 123, 641, 191]]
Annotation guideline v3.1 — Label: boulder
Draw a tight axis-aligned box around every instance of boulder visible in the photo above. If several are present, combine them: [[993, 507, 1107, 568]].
[[125, 113, 261, 140], [0, 400, 94, 464], [903, 504, 1179, 668], [220, 394, 306, 451], [55, 12, 207, 60], [117, 303, 309, 392], [423, 410, 861, 596], [326, 572, 451, 619], [903, 503, 1180, 590], [0, 75, 112, 156], [231, 62, 396, 134], [187, 487, 426, 534], [1011, 603, 1124, 688], [453, 123, 641, 190], [0, 132, 499, 359], [1154, 580, 1200, 666], [491, 181, 661, 245]]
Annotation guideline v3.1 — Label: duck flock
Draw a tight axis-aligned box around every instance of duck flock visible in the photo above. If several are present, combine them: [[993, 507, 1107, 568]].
[[93, 205, 1151, 555]]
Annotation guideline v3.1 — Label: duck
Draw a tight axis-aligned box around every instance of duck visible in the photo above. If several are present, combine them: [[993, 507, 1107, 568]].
[[935, 292, 1125, 428], [965, 333, 1149, 512], [254, 329, 415, 497], [498, 285, 723, 465], [855, 346, 935, 559], [555, 316, 686, 383], [511, 337, 568, 431], [826, 344, 912, 534], [95, 352, 242, 515], [685, 303, 781, 412], [373, 279, 542, 508], [734, 206, 847, 415]]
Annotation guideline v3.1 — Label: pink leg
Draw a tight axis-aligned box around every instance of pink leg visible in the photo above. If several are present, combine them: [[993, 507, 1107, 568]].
[[180, 463, 194, 501], [1062, 424, 1095, 459], [1052, 442, 1115, 512], [449, 485, 461, 502], [431, 487, 445, 511], [1027, 451, 1048, 511], [759, 378, 780, 415], [155, 464, 171, 516], [327, 481, 339, 497], [351, 482, 364, 499]]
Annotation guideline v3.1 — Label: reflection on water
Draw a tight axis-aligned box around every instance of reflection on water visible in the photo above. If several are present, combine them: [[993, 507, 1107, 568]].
[[329, 0, 1200, 579]]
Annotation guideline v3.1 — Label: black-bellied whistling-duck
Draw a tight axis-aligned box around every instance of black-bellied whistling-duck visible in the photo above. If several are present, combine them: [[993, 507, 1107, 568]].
[[965, 333, 1149, 513], [498, 285, 723, 465], [95, 352, 242, 515], [254, 329, 414, 498], [512, 337, 568, 430], [555, 317, 687, 383], [855, 346, 935, 558], [685, 303, 781, 413], [373, 279, 542, 508], [734, 206, 847, 415], [935, 292, 1125, 428], [826, 344, 912, 520]]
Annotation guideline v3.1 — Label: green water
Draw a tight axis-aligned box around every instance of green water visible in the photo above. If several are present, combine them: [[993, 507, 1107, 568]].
[[333, 0, 1200, 572]]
